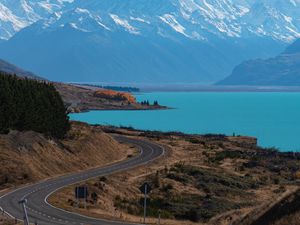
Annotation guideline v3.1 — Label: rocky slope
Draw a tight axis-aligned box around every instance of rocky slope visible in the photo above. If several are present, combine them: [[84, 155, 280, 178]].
[[218, 39, 300, 85]]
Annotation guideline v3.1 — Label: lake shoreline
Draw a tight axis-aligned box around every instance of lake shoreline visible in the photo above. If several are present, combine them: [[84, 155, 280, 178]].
[[71, 92, 300, 151], [77, 83, 300, 92]]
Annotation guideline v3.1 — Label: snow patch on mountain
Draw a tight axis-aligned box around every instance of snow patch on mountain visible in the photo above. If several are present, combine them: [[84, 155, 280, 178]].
[[0, 3, 27, 29], [1, 0, 300, 43], [289, 0, 299, 7], [110, 14, 139, 35], [38, 2, 56, 13], [159, 14, 187, 36], [0, 0, 68, 39], [130, 16, 150, 25], [69, 22, 89, 32]]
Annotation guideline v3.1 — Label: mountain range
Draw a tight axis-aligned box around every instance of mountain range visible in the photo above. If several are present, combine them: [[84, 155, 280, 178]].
[[0, 0, 71, 40], [218, 39, 300, 85], [0, 0, 300, 83]]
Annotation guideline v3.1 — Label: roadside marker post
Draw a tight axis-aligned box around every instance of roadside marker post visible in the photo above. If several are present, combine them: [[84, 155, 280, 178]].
[[18, 199, 29, 225], [85, 190, 87, 210], [139, 182, 152, 224], [157, 210, 161, 225], [77, 186, 79, 207], [143, 184, 147, 224]]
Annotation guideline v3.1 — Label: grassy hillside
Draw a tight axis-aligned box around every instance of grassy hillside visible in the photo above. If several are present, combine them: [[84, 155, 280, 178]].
[[0, 122, 132, 189]]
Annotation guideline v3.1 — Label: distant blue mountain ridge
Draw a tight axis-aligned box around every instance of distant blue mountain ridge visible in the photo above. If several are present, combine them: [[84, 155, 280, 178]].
[[218, 39, 300, 86], [0, 58, 42, 79]]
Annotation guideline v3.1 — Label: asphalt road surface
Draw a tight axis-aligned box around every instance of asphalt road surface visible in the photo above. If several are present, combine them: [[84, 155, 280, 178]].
[[0, 136, 165, 225]]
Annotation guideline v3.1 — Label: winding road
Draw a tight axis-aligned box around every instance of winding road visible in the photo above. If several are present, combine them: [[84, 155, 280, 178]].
[[0, 136, 165, 225]]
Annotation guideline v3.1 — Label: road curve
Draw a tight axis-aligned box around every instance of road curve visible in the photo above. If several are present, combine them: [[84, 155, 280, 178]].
[[0, 136, 165, 225]]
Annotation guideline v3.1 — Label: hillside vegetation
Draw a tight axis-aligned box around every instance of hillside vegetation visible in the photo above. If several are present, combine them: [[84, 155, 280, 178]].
[[0, 122, 131, 189], [0, 73, 69, 138]]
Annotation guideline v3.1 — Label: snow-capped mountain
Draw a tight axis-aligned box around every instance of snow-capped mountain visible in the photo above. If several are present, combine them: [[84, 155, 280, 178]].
[[0, 0, 71, 40], [2, 0, 300, 42], [0, 0, 300, 83]]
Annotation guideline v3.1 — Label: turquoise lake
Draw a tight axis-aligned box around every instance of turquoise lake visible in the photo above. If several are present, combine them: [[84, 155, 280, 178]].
[[70, 92, 300, 151]]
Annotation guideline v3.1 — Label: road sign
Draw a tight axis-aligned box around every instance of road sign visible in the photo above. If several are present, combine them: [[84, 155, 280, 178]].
[[75, 186, 89, 199], [139, 182, 152, 195], [139, 182, 152, 223]]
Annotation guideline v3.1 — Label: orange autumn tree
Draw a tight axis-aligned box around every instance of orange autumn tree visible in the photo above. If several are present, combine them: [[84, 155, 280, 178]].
[[93, 89, 136, 103]]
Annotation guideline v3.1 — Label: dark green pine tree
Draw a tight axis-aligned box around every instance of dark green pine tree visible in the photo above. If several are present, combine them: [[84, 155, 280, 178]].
[[0, 73, 70, 138]]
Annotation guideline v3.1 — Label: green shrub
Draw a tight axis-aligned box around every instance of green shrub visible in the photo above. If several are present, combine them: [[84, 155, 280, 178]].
[[213, 151, 242, 162]]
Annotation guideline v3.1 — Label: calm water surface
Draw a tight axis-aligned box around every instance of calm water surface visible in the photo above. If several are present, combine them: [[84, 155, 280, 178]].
[[70, 92, 300, 151]]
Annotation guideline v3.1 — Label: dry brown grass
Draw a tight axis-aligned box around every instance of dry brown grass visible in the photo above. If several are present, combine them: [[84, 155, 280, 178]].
[[0, 122, 133, 189], [0, 214, 21, 225], [271, 212, 300, 225]]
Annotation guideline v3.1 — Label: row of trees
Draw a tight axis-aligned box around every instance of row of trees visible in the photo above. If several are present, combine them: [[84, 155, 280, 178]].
[[140, 100, 159, 106], [0, 73, 70, 138]]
